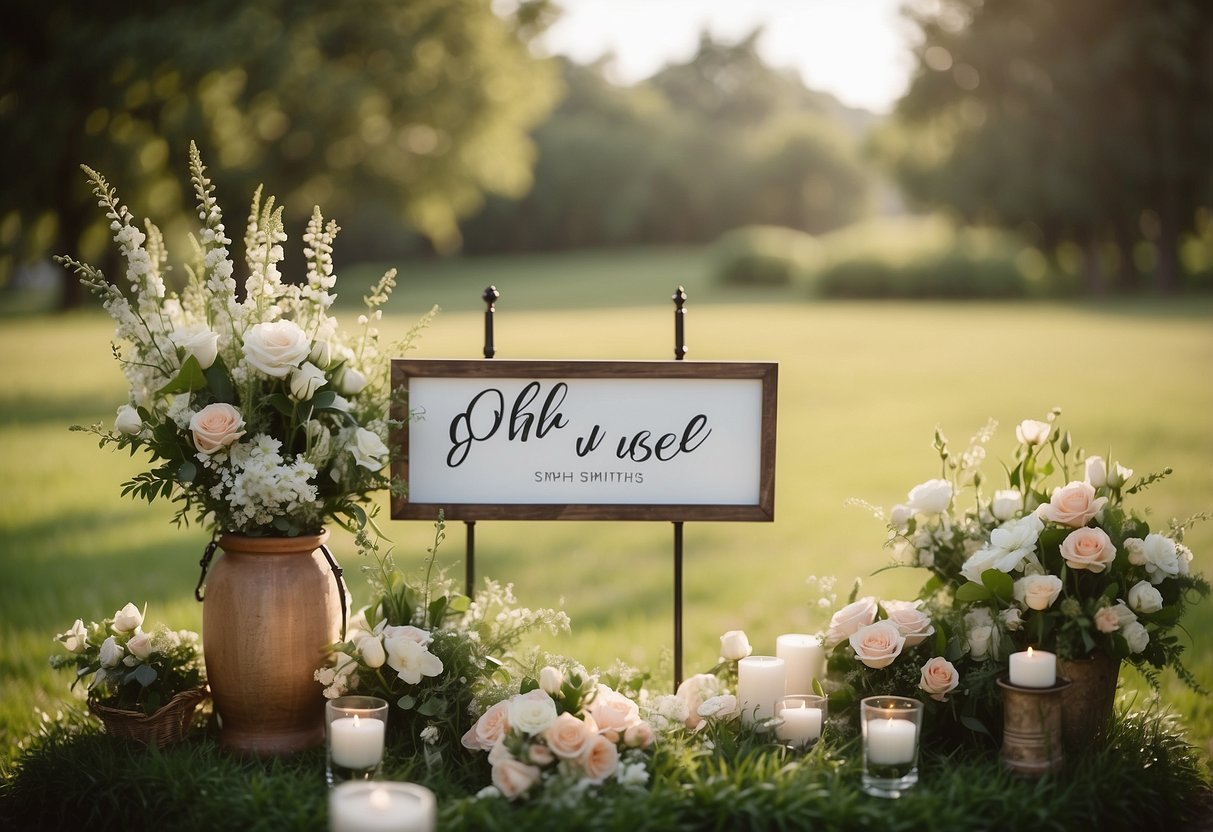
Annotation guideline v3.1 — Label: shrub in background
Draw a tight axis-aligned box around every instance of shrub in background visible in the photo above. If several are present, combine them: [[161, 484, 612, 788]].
[[712, 225, 821, 287]]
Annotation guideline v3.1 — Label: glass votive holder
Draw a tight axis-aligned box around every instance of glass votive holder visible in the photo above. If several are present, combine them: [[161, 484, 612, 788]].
[[860, 695, 923, 798], [774, 694, 827, 751], [329, 781, 436, 832], [326, 695, 389, 787]]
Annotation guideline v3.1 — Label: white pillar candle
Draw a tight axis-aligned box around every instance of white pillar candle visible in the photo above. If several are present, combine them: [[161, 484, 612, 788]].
[[776, 633, 825, 695], [329, 715, 386, 769], [865, 718, 917, 765], [329, 782, 436, 832], [775, 705, 823, 747], [1008, 647, 1056, 688], [737, 655, 786, 725]]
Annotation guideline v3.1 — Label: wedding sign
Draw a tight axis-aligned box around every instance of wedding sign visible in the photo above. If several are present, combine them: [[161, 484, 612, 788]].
[[390, 359, 777, 521]]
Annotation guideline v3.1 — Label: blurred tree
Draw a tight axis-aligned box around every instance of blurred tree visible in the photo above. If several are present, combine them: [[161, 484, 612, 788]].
[[883, 0, 1213, 292], [0, 0, 561, 308]]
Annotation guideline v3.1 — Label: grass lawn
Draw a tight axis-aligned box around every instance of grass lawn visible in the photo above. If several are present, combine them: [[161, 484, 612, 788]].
[[2, 245, 1212, 779]]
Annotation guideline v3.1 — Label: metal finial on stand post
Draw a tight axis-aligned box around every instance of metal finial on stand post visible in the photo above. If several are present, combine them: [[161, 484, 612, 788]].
[[672, 286, 687, 691], [465, 285, 501, 598]]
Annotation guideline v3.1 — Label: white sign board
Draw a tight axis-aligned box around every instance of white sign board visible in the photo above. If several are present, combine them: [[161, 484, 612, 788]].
[[390, 360, 777, 521]]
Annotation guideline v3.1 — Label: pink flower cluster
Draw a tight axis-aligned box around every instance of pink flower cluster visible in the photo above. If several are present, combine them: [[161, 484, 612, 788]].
[[462, 684, 654, 800]]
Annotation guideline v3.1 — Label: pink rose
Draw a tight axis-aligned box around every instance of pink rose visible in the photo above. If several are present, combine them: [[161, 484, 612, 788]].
[[461, 700, 510, 751], [1059, 527, 1117, 573], [587, 685, 639, 742], [189, 403, 245, 454], [1094, 606, 1121, 634], [380, 625, 431, 645], [882, 601, 935, 647], [623, 720, 655, 749], [675, 674, 719, 729], [579, 733, 620, 783], [544, 712, 595, 759], [1036, 481, 1108, 528], [527, 742, 555, 766], [824, 596, 878, 648], [491, 758, 542, 800], [919, 656, 960, 702], [848, 620, 906, 669]]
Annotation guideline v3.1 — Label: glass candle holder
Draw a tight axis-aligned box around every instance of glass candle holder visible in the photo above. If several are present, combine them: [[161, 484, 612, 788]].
[[328, 781, 436, 832], [860, 695, 923, 798], [326, 695, 389, 786], [774, 694, 827, 750]]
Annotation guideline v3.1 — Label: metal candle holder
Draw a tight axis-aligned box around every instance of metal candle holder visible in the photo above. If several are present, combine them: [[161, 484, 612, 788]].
[[997, 675, 1072, 777]]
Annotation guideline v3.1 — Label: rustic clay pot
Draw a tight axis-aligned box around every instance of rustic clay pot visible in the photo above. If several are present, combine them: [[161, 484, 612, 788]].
[[203, 531, 341, 755], [1058, 653, 1121, 753]]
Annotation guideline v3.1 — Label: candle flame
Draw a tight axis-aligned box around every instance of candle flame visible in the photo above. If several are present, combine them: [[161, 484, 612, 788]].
[[1027, 646, 1034, 658], [369, 787, 391, 811], [352, 714, 360, 728]]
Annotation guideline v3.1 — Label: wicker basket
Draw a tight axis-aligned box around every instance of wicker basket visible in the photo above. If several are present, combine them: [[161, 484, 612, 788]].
[[89, 687, 209, 747]]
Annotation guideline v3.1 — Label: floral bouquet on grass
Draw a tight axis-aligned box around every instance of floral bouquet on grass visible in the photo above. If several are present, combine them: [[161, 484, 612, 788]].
[[315, 517, 572, 764], [50, 602, 205, 715], [59, 142, 430, 539]]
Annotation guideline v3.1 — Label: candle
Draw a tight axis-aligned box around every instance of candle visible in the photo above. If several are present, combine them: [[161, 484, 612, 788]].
[[737, 655, 786, 725], [776, 706, 823, 747], [776, 633, 825, 695], [865, 717, 917, 765], [329, 714, 386, 769], [329, 782, 436, 832], [1008, 647, 1056, 688]]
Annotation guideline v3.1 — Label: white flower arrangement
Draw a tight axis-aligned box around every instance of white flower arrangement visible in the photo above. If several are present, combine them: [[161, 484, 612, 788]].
[[59, 142, 429, 537]]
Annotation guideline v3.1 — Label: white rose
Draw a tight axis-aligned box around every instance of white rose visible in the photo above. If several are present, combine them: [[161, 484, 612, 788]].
[[241, 319, 311, 378], [338, 367, 368, 396], [824, 596, 878, 648], [114, 405, 142, 436], [1122, 620, 1150, 653], [960, 514, 1044, 582], [1125, 534, 1180, 584], [127, 631, 155, 660], [1013, 574, 1063, 611], [697, 694, 739, 720], [539, 665, 564, 695], [289, 361, 327, 401], [889, 504, 913, 531], [990, 489, 1022, 522], [1000, 607, 1024, 631], [58, 619, 89, 653], [190, 403, 245, 454], [99, 636, 124, 668], [349, 428, 390, 470], [1127, 580, 1164, 614], [905, 479, 953, 516], [675, 673, 722, 729], [1176, 543, 1194, 577], [964, 607, 997, 661], [357, 635, 386, 668], [507, 689, 558, 735], [1084, 455, 1107, 488], [1015, 419, 1051, 446], [719, 630, 752, 662], [848, 620, 906, 669], [1106, 462, 1133, 489], [171, 324, 220, 369], [112, 602, 143, 633]]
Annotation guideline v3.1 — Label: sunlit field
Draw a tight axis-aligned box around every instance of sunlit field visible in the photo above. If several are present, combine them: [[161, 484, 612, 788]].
[[3, 248, 1212, 770]]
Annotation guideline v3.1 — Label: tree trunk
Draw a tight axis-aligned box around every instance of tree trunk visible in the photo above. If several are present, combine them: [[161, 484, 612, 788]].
[[1111, 217, 1141, 293], [1154, 190, 1181, 294], [1082, 230, 1107, 296]]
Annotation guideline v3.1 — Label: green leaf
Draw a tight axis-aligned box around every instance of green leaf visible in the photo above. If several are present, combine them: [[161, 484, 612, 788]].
[[133, 663, 157, 687], [960, 715, 993, 737], [311, 390, 339, 410], [417, 696, 447, 717], [955, 582, 994, 602], [520, 676, 539, 694], [267, 393, 295, 417], [178, 461, 197, 483], [448, 595, 470, 613], [157, 355, 207, 397], [981, 569, 1015, 602], [396, 695, 416, 710], [812, 677, 826, 698], [1146, 605, 1182, 626], [204, 355, 236, 403]]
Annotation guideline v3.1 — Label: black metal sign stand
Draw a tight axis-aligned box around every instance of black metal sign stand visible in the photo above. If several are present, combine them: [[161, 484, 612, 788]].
[[463, 284, 692, 691]]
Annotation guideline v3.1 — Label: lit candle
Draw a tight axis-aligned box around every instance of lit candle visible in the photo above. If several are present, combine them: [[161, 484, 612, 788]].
[[737, 655, 786, 725], [776, 705, 823, 747], [329, 714, 386, 769], [865, 717, 917, 765], [1008, 647, 1056, 688], [329, 782, 436, 832], [776, 633, 825, 695]]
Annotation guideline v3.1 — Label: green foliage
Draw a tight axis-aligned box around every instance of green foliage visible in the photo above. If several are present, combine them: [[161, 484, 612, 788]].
[[712, 225, 822, 287]]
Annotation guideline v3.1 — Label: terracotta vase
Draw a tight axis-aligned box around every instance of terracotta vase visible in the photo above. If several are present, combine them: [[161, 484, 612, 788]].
[[1058, 653, 1121, 752], [203, 531, 341, 755]]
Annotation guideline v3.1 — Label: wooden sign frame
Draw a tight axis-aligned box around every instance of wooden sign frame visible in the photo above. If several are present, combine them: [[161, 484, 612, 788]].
[[390, 358, 778, 522]]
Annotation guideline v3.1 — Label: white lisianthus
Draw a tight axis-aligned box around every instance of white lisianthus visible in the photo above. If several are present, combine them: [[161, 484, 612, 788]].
[[241, 319, 311, 378], [990, 489, 1022, 522], [1122, 620, 1150, 653], [1084, 455, 1107, 488], [114, 405, 142, 436], [349, 427, 390, 470], [99, 636, 124, 668], [171, 323, 220, 369], [1127, 580, 1164, 614], [357, 634, 386, 668], [289, 361, 327, 401], [539, 665, 564, 695], [337, 367, 368, 396], [905, 478, 953, 516], [1106, 462, 1134, 489], [719, 630, 752, 661], [309, 338, 334, 368], [960, 514, 1044, 582], [889, 504, 913, 531], [58, 619, 89, 653], [507, 689, 559, 735], [1015, 419, 1051, 446], [383, 635, 443, 684], [1124, 534, 1180, 584], [697, 694, 739, 720], [112, 602, 144, 633], [1013, 574, 1063, 611]]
